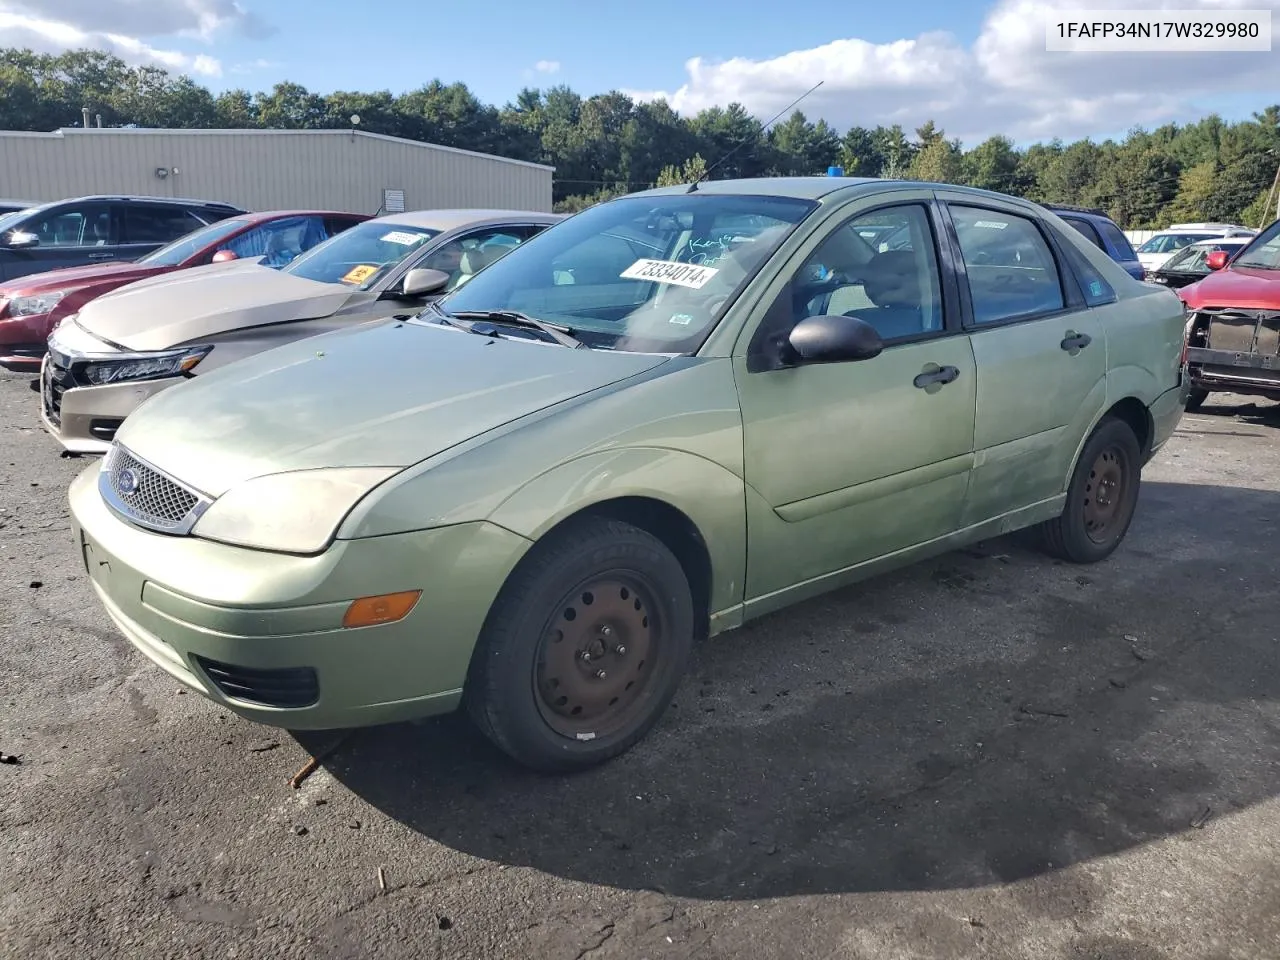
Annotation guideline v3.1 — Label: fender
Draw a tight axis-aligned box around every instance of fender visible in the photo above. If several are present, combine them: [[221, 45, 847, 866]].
[[485, 446, 748, 628]]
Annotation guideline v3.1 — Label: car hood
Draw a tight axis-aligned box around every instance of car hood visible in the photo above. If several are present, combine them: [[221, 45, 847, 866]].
[[1178, 266, 1280, 310], [0, 260, 169, 295], [116, 320, 673, 497], [74, 261, 356, 352]]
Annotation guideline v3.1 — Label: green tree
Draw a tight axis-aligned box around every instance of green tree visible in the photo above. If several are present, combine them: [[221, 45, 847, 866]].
[[656, 153, 708, 186]]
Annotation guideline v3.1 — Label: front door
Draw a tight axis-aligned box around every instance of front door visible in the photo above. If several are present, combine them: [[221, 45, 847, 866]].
[[936, 196, 1109, 527], [0, 202, 117, 281], [734, 195, 978, 608]]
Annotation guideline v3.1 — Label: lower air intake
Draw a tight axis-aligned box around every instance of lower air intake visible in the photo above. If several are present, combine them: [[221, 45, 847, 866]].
[[193, 656, 319, 709]]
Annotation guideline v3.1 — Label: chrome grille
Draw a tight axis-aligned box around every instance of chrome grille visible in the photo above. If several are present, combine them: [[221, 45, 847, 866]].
[[99, 443, 210, 535]]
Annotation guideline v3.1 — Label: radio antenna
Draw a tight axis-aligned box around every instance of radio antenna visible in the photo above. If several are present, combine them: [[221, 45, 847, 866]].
[[686, 80, 826, 193]]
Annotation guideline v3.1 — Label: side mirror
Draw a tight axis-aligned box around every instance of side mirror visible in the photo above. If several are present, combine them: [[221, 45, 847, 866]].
[[5, 230, 38, 249], [787, 314, 884, 365], [401, 267, 450, 298], [211, 249, 239, 263], [1205, 250, 1229, 271]]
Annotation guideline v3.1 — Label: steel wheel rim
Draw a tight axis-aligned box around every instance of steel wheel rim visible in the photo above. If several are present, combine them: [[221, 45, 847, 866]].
[[1082, 443, 1130, 543], [533, 572, 662, 740]]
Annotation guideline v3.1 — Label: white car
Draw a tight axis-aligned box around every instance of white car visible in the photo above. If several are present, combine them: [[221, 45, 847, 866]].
[[1135, 222, 1256, 276]]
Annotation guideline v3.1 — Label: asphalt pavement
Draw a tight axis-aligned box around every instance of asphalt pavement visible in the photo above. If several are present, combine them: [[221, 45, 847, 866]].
[[3, 368, 1280, 960]]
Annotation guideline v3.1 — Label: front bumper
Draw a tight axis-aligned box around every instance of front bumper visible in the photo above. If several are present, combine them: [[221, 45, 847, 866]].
[[40, 353, 180, 454], [68, 462, 533, 729], [1185, 345, 1280, 399]]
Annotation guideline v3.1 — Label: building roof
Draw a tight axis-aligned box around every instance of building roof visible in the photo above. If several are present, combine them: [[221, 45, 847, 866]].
[[0, 126, 556, 173]]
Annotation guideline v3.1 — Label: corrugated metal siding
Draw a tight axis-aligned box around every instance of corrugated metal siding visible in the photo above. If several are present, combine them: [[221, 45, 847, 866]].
[[0, 129, 554, 213]]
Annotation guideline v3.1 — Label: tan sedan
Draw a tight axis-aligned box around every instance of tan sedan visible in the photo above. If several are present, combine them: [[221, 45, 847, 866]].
[[40, 208, 562, 454]]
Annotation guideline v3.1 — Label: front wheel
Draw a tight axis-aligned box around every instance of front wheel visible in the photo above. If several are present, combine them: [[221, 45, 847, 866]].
[[1036, 417, 1142, 564], [464, 515, 695, 773]]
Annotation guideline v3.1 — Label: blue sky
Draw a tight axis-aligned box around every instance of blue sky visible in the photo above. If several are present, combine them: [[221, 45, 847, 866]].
[[1, 0, 1277, 145]]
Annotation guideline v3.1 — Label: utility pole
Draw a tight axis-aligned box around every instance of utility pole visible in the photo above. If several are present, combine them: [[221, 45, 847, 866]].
[[1263, 154, 1280, 228]]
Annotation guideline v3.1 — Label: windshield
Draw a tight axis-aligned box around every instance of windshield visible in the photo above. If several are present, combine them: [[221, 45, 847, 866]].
[[1232, 220, 1280, 270], [281, 219, 441, 289], [1160, 242, 1239, 274], [430, 193, 817, 352], [140, 217, 251, 266]]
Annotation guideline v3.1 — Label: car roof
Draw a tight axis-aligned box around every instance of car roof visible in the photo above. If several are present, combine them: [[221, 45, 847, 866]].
[[1190, 236, 1251, 245], [33, 195, 245, 211], [375, 209, 565, 231], [231, 210, 371, 221]]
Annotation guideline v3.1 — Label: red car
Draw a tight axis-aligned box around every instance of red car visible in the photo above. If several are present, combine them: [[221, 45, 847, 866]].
[[0, 209, 369, 371], [1179, 217, 1280, 410]]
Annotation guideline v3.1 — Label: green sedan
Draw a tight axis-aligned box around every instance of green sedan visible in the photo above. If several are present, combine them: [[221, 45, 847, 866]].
[[67, 177, 1189, 772]]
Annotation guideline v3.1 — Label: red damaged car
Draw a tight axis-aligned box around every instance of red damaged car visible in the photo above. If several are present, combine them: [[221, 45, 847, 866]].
[[0, 210, 368, 371], [1180, 217, 1280, 411]]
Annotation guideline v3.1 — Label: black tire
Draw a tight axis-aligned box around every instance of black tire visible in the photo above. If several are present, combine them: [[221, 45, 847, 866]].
[[1185, 388, 1209, 411], [464, 515, 695, 773], [1037, 416, 1142, 564]]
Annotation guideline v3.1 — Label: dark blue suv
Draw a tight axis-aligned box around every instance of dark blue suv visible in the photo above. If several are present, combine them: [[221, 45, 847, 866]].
[[1043, 204, 1144, 280]]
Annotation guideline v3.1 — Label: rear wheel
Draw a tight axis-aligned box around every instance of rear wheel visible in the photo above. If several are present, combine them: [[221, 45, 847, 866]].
[[1185, 388, 1209, 411], [1037, 417, 1142, 564], [464, 516, 694, 773]]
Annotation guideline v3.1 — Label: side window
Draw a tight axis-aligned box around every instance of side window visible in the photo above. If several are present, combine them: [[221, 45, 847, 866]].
[[1097, 220, 1137, 260], [418, 228, 534, 292], [124, 206, 204, 244], [29, 205, 113, 247], [223, 216, 326, 266], [950, 205, 1066, 326], [324, 217, 361, 237], [791, 204, 944, 342], [1062, 217, 1104, 250], [1055, 227, 1117, 307]]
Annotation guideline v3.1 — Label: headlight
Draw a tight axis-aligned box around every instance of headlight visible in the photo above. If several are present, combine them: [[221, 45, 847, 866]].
[[191, 467, 400, 554], [9, 290, 67, 316], [83, 346, 213, 385]]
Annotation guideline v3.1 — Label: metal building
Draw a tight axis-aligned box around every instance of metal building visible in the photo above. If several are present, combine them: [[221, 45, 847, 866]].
[[0, 127, 554, 214]]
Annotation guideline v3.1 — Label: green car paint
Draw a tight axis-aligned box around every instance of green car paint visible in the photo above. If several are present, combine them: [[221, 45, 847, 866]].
[[68, 176, 1188, 752]]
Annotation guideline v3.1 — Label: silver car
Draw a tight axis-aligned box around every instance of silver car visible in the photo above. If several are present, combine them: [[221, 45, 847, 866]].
[[40, 209, 563, 454]]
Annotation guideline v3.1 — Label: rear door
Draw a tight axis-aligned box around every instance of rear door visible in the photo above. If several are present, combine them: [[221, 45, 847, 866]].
[[935, 194, 1108, 527]]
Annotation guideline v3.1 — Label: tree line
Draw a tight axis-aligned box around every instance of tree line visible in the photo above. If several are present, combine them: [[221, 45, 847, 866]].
[[3, 48, 1279, 228]]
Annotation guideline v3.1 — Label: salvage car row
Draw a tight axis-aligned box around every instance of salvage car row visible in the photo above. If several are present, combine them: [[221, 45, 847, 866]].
[[4, 175, 1257, 775]]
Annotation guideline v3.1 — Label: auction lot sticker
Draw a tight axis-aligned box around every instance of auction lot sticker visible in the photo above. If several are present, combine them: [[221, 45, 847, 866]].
[[341, 264, 379, 285], [621, 259, 719, 289]]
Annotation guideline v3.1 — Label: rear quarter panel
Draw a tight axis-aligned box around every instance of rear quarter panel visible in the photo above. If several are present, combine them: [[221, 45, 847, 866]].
[[1103, 282, 1187, 410]]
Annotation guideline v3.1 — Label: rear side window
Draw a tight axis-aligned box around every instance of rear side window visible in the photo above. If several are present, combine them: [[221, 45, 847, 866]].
[[1062, 216, 1104, 250], [124, 206, 205, 243], [950, 205, 1066, 325], [1097, 220, 1137, 259], [1055, 228, 1117, 307]]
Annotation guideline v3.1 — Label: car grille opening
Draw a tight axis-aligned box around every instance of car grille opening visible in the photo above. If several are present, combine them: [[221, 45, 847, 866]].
[[42, 356, 73, 425], [89, 418, 123, 441], [193, 656, 320, 709], [101, 443, 205, 534]]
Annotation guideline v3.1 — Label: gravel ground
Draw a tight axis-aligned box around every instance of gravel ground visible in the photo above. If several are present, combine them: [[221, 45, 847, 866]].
[[3, 368, 1280, 960]]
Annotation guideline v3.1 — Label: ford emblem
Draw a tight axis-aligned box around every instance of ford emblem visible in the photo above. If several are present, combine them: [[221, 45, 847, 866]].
[[117, 468, 140, 496]]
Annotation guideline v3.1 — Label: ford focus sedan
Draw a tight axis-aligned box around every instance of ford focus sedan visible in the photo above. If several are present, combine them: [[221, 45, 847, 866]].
[[40, 208, 561, 453], [68, 177, 1189, 773]]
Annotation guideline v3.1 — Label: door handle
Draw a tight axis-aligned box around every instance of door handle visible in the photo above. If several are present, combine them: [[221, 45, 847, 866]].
[[86, 252, 115, 259], [913, 364, 960, 388], [1061, 331, 1092, 352]]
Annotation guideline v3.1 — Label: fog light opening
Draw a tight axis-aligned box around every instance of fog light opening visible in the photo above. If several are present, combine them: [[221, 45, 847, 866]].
[[342, 590, 422, 629]]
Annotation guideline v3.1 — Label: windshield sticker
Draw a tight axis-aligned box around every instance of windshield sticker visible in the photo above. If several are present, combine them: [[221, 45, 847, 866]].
[[669, 313, 694, 326], [972, 220, 1009, 229], [341, 264, 379, 285], [620, 259, 719, 289], [380, 231, 423, 246]]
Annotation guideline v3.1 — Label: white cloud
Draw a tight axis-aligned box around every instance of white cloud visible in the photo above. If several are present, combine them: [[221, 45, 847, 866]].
[[230, 57, 279, 75], [534, 59, 561, 74], [625, 0, 1280, 144], [0, 0, 273, 81], [0, 11, 225, 76]]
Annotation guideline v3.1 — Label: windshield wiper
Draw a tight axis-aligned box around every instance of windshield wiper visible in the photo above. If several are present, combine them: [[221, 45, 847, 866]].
[[447, 310, 586, 349]]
